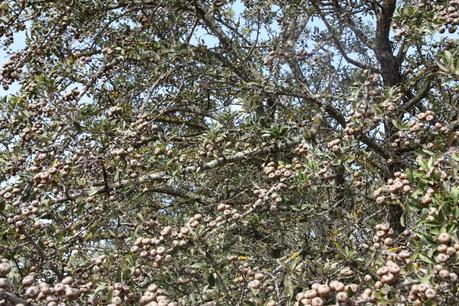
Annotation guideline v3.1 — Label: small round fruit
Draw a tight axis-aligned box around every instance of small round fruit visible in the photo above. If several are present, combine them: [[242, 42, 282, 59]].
[[438, 232, 451, 244]]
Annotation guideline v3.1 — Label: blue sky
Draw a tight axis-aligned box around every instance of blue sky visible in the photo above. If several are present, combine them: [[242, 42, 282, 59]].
[[1, 2, 455, 99], [0, 1, 328, 98]]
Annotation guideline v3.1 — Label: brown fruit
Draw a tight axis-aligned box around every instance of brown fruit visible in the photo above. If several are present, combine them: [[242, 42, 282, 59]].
[[0, 262, 11, 275], [22, 274, 35, 286], [303, 289, 318, 299], [438, 232, 451, 244]]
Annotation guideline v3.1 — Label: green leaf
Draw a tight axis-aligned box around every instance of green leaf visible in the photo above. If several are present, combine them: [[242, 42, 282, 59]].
[[283, 275, 294, 299], [418, 253, 434, 265], [190, 262, 207, 269], [88, 189, 99, 196]]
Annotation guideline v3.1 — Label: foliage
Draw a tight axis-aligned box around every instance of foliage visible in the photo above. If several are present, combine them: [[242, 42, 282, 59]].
[[0, 0, 458, 305]]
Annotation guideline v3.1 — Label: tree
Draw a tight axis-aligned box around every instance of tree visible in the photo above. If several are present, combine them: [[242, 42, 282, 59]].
[[0, 0, 458, 305]]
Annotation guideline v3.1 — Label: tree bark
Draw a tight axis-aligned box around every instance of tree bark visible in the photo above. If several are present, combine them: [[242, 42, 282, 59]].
[[374, 0, 405, 234]]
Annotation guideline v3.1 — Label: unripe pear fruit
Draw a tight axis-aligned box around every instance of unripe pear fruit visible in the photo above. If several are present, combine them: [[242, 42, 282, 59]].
[[22, 274, 35, 286], [317, 284, 330, 297], [303, 289, 318, 299], [25, 285, 39, 297], [336, 291, 348, 302], [0, 262, 11, 275], [311, 297, 323, 306], [438, 232, 451, 244]]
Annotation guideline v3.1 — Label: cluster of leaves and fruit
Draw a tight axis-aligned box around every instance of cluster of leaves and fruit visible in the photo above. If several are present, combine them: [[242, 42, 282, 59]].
[[0, 0, 458, 305]]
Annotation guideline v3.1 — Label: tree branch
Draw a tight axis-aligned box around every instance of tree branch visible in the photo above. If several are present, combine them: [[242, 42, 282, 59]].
[[397, 76, 432, 114], [0, 291, 31, 306], [52, 139, 300, 204], [311, 1, 379, 72], [374, 0, 400, 86], [19, 228, 63, 279]]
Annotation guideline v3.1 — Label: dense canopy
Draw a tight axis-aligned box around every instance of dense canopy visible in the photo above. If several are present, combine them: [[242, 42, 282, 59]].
[[0, 0, 459, 305]]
